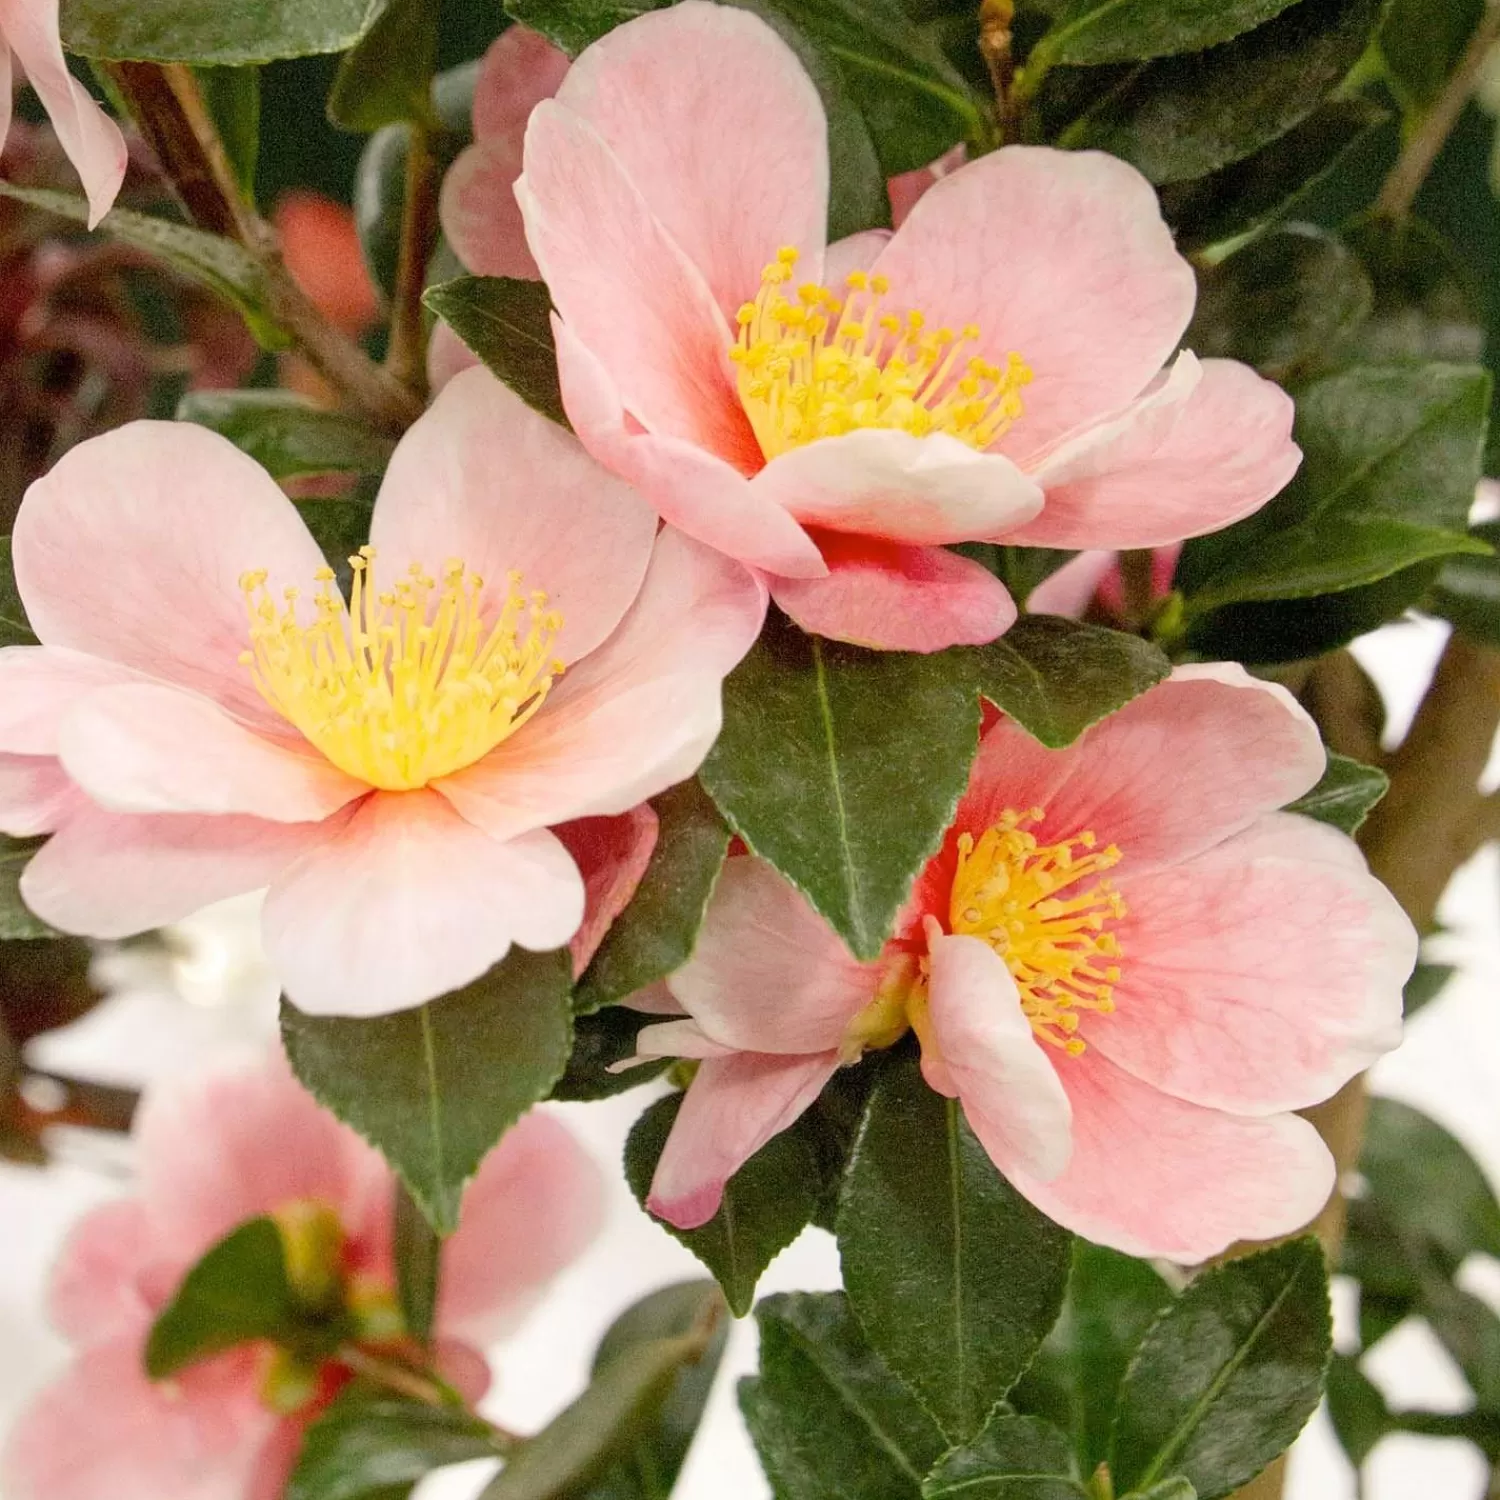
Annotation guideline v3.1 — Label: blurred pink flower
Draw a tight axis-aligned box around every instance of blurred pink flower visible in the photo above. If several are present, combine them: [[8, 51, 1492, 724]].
[[625, 665, 1413, 1261], [1026, 543, 1183, 620], [0, 367, 765, 1015], [3, 1052, 603, 1500]]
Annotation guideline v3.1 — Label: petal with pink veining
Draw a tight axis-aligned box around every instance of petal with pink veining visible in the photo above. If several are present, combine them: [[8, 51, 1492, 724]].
[[0, 647, 146, 756], [554, 803, 660, 977], [0, 753, 76, 835]]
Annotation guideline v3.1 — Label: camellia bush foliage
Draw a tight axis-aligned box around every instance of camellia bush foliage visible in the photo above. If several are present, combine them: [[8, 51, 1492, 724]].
[[4, 0, 1500, 1498]]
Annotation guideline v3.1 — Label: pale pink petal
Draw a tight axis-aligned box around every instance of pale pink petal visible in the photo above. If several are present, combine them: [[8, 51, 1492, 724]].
[[432, 1341, 493, 1407], [1091, 813, 1410, 1114], [13, 422, 329, 730], [753, 429, 1042, 544], [1004, 1048, 1335, 1262], [924, 927, 1072, 1181], [58, 683, 365, 822], [1024, 551, 1114, 617], [625, 980, 686, 1016], [0, 753, 76, 835], [824, 229, 892, 285], [668, 855, 879, 1054], [263, 789, 584, 1017], [553, 317, 826, 576], [0, 646, 148, 755], [427, 320, 480, 393], [437, 529, 766, 842], [1006, 358, 1301, 548], [440, 135, 540, 279], [888, 144, 966, 228], [617, 1017, 739, 1065], [20, 804, 328, 940], [554, 803, 659, 976], [0, 0, 127, 227], [519, 103, 758, 462], [869, 148, 1196, 463], [772, 533, 1017, 651], [48, 1201, 157, 1344], [552, 1, 828, 320], [439, 1110, 605, 1343], [647, 1050, 842, 1229], [368, 368, 657, 666]]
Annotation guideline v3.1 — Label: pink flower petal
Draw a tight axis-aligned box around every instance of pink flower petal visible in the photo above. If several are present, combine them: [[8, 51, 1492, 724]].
[[772, 533, 1018, 651], [924, 927, 1072, 1181], [21, 804, 327, 940], [621, 1017, 739, 1062], [824, 229, 892, 285], [440, 133, 541, 279], [554, 803, 660, 977], [553, 317, 826, 576], [0, 753, 77, 835], [647, 1050, 842, 1229], [888, 144, 966, 228], [625, 981, 686, 1016], [262, 789, 585, 1016], [427, 320, 481, 393], [58, 682, 365, 822], [868, 147, 1196, 463], [437, 528, 765, 843], [553, 0, 828, 320], [368, 368, 657, 666], [1024, 551, 1115, 617], [48, 1201, 157, 1344], [1004, 1047, 1335, 1262], [668, 855, 879, 1054], [1091, 812, 1410, 1114], [1006, 358, 1301, 548], [475, 27, 572, 140], [13, 422, 328, 731], [0, 646, 147, 755]]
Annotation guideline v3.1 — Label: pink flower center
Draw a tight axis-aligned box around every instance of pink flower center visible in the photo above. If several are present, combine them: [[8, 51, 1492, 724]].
[[729, 246, 1033, 459], [239, 547, 564, 791]]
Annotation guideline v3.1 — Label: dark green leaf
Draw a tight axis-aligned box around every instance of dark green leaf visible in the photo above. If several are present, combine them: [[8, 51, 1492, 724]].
[[177, 391, 395, 480], [699, 614, 980, 961], [838, 1056, 1073, 1442], [575, 782, 730, 1015], [1403, 960, 1454, 1018], [1379, 0, 1484, 113], [625, 1092, 823, 1318], [1109, 1238, 1332, 1500], [354, 123, 410, 302], [393, 1183, 440, 1344], [195, 67, 261, 200], [0, 839, 55, 942], [1430, 520, 1500, 648], [552, 1006, 671, 1101], [288, 1386, 501, 1500], [329, 0, 440, 131], [922, 1413, 1085, 1498], [1037, 0, 1302, 67], [501, 0, 667, 55], [0, 538, 36, 649], [1323, 1354, 1391, 1468], [281, 949, 573, 1234], [962, 616, 1170, 749], [423, 277, 567, 429], [741, 1292, 947, 1500], [1284, 752, 1388, 834]]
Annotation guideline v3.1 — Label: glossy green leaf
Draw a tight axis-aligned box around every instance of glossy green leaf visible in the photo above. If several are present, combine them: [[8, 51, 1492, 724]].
[[0, 840, 55, 942], [551, 1007, 671, 1102], [281, 949, 573, 1234], [423, 277, 568, 428], [699, 615, 981, 961], [329, 0, 439, 130], [625, 1092, 823, 1318], [741, 1292, 947, 1500], [176, 391, 395, 480], [838, 1056, 1073, 1442], [1037, 0, 1301, 67], [961, 616, 1171, 749], [1430, 520, 1500, 648], [575, 782, 730, 1015], [1109, 1238, 1332, 1500], [392, 1183, 439, 1345], [1284, 752, 1388, 834], [922, 1413, 1085, 1498], [0, 538, 35, 650], [195, 66, 261, 200]]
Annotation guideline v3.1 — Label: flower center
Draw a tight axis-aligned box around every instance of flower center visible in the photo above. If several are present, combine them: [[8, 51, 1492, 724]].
[[729, 246, 1033, 460], [240, 547, 563, 792], [949, 808, 1126, 1055]]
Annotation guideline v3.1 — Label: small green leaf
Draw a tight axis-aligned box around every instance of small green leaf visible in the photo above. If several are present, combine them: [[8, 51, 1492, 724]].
[[1323, 1354, 1392, 1469], [1108, 1238, 1332, 1500], [195, 66, 261, 200], [281, 949, 573, 1234], [0, 538, 36, 649], [1430, 520, 1500, 648], [1038, 0, 1302, 68], [741, 1292, 947, 1500], [176, 391, 396, 480], [838, 1056, 1073, 1442], [922, 1413, 1086, 1498], [551, 1006, 670, 1102], [575, 782, 730, 1015], [700, 614, 980, 961], [1379, 0, 1485, 114], [0, 839, 55, 942], [1285, 752, 1388, 834], [423, 277, 568, 429], [625, 1092, 823, 1318], [329, 0, 439, 131], [392, 1183, 439, 1345]]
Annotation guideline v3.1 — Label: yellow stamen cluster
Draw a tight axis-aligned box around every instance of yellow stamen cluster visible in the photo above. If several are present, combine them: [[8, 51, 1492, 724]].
[[239, 547, 563, 791], [729, 246, 1033, 459], [949, 808, 1126, 1055]]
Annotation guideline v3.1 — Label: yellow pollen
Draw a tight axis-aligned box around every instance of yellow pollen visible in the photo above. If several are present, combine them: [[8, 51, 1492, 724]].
[[949, 808, 1126, 1056], [238, 547, 564, 791], [728, 246, 1034, 459]]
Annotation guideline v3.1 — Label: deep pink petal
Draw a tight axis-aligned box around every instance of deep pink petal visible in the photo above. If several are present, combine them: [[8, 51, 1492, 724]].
[[48, 1201, 157, 1344], [0, 647, 147, 755], [888, 144, 966, 228], [772, 533, 1017, 651], [552, 0, 828, 320], [262, 789, 585, 1016], [554, 803, 659, 976], [0, 753, 77, 835], [474, 26, 571, 140], [869, 147, 1196, 462], [440, 134, 541, 279], [369, 368, 657, 666], [647, 1050, 842, 1229]]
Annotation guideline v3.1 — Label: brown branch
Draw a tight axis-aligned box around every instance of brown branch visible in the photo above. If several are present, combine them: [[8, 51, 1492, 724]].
[[979, 0, 1016, 121], [383, 127, 440, 399], [1298, 650, 1386, 767]]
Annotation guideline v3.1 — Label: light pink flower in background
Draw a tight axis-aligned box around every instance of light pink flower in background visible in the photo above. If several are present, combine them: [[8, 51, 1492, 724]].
[[0, 366, 765, 1016], [2, 1053, 603, 1500], [1026, 542, 1183, 620], [624, 666, 1414, 1261], [514, 0, 1300, 653], [0, 0, 127, 226]]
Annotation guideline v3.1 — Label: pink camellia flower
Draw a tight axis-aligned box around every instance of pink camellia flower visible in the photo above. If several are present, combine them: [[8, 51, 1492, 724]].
[[1, 0, 127, 226], [0, 367, 765, 1016], [513, 0, 1301, 653], [623, 666, 1414, 1261], [3, 1052, 603, 1500]]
